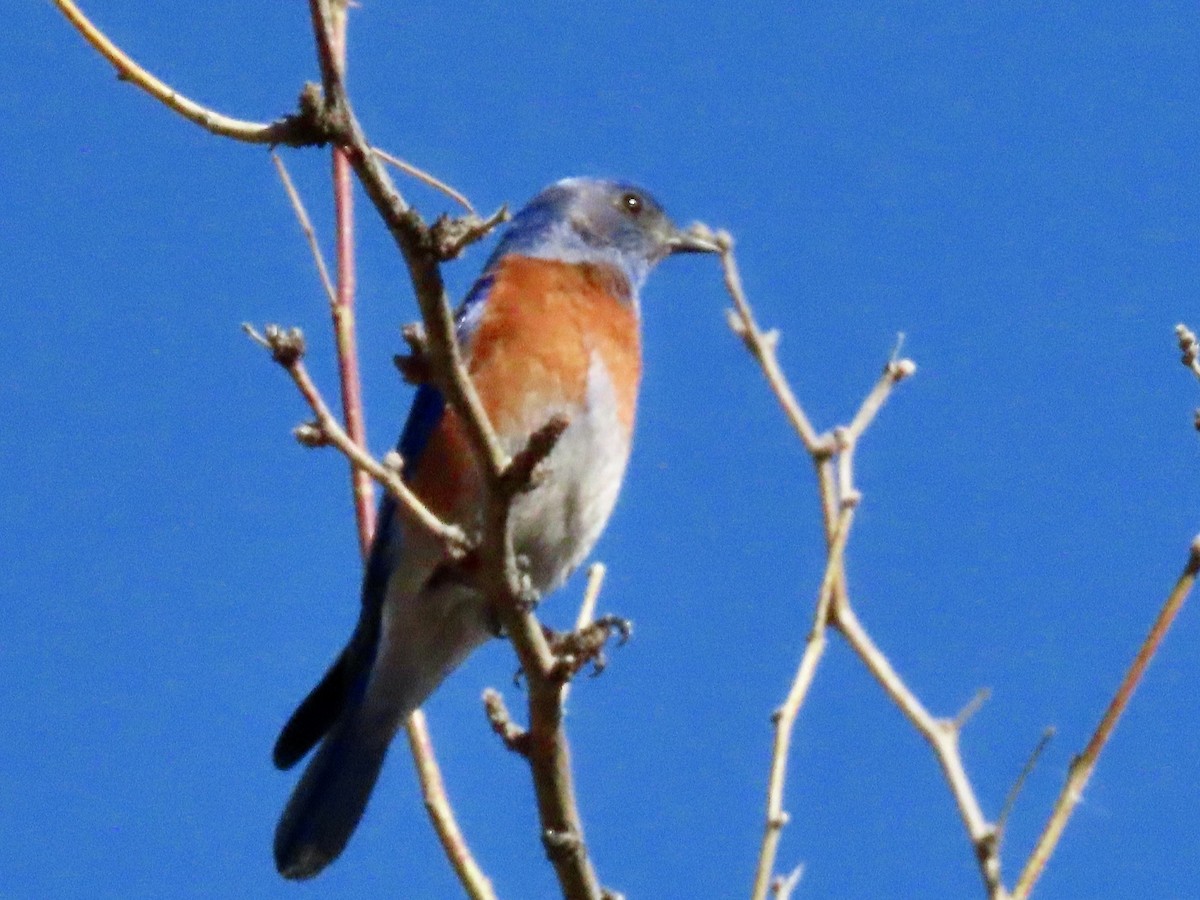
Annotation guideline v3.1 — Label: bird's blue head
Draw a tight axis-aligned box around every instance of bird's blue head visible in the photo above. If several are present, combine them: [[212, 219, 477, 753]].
[[488, 178, 715, 289]]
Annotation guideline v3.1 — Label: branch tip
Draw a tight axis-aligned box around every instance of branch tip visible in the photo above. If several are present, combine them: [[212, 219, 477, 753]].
[[953, 687, 992, 731], [483, 688, 530, 756], [1190, 533, 1200, 566]]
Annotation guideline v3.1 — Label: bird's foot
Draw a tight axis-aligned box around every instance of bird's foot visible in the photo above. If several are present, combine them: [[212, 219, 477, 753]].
[[545, 615, 633, 681]]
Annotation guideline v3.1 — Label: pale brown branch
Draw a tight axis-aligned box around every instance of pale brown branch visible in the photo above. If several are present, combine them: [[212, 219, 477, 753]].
[[842, 355, 918, 448], [576, 563, 608, 631], [53, 0, 322, 145], [405, 710, 499, 900], [713, 235, 941, 897], [708, 228, 825, 455], [750, 506, 853, 900], [242, 324, 466, 557], [1011, 537, 1200, 900], [374, 148, 477, 214], [834, 600, 1003, 897], [271, 152, 338, 309]]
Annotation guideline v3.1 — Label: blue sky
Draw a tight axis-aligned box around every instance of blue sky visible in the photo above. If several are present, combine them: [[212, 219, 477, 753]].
[[6, 2, 1200, 898]]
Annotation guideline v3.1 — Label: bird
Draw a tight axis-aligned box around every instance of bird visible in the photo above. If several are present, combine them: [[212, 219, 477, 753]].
[[272, 177, 714, 879]]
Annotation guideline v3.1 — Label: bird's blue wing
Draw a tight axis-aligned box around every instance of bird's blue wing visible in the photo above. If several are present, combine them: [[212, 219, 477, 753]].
[[272, 271, 497, 770]]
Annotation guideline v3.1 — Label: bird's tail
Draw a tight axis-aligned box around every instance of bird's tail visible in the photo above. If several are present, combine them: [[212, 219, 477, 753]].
[[272, 586, 490, 880], [273, 697, 397, 880]]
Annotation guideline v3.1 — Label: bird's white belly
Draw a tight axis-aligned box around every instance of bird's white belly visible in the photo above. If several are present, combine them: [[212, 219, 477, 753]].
[[509, 352, 631, 596]]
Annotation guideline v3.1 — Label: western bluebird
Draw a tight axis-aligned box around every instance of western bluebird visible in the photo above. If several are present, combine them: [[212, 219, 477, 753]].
[[272, 177, 712, 879]]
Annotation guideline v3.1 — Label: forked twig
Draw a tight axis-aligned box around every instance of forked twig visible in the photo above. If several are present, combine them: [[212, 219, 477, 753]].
[[242, 324, 467, 557], [707, 236, 1009, 898]]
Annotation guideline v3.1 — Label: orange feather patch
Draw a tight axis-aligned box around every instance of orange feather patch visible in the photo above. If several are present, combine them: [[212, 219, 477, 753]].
[[406, 256, 642, 522]]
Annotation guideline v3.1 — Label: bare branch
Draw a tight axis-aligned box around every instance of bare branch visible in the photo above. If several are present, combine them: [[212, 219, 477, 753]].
[[772, 864, 805, 900], [242, 324, 467, 557], [373, 147, 477, 214], [842, 353, 918, 448], [1012, 537, 1200, 899], [271, 153, 338, 309], [576, 563, 608, 631], [996, 728, 1055, 848], [750, 506, 853, 900], [404, 710, 499, 900], [52, 0, 324, 145], [303, 3, 606, 893], [833, 600, 1003, 896], [708, 227, 826, 455]]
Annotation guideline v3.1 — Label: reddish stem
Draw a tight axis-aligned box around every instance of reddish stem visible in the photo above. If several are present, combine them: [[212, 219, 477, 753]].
[[326, 8, 375, 553]]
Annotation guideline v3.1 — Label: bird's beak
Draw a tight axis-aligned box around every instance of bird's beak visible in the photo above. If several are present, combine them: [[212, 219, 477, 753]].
[[664, 224, 722, 256]]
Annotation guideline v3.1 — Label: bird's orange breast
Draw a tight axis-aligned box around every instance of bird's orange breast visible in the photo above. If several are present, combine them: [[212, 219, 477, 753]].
[[406, 256, 642, 523]]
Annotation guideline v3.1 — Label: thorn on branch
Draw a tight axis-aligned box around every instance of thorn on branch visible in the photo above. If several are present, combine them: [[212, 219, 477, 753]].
[[430, 206, 511, 261], [482, 688, 530, 757]]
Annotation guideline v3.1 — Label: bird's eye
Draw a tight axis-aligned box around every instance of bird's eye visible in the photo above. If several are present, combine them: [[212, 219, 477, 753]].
[[620, 192, 643, 216]]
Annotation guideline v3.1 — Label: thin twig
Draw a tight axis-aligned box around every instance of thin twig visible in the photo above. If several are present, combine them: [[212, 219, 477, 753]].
[[750, 506, 854, 900], [996, 728, 1054, 848], [772, 864, 805, 900], [374, 148, 477, 214], [271, 152, 338, 309], [52, 0, 320, 145], [576, 563, 608, 631], [834, 600, 1003, 897], [405, 709, 499, 899], [1011, 537, 1200, 899], [711, 229, 825, 454], [242, 324, 466, 557], [953, 688, 993, 732], [842, 355, 918, 447]]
